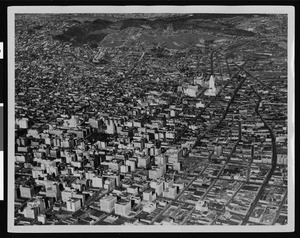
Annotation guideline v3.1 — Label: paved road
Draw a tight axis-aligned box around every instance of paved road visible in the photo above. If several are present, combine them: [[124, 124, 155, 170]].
[[271, 190, 287, 225], [178, 76, 247, 223], [153, 72, 247, 224], [246, 145, 255, 182], [149, 176, 197, 225], [175, 60, 249, 144], [234, 62, 283, 95], [241, 86, 278, 225], [186, 75, 246, 156], [150, 164, 210, 224]]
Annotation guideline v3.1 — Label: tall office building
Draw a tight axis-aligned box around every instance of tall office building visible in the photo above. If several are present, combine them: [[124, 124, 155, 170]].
[[100, 195, 117, 213], [66, 198, 81, 212], [114, 199, 131, 217], [150, 180, 164, 196], [45, 182, 61, 200], [20, 185, 35, 198], [143, 188, 157, 202]]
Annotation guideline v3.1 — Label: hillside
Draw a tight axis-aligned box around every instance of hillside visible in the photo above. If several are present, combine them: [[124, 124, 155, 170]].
[[52, 13, 258, 48]]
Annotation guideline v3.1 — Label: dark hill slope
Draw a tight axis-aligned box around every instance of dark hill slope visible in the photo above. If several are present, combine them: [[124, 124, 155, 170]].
[[52, 14, 258, 46]]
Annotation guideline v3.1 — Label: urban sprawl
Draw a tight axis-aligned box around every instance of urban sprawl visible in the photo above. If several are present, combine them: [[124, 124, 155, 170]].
[[14, 13, 288, 226]]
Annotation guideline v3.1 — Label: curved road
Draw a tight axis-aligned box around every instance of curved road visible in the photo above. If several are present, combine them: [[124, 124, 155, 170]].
[[241, 86, 278, 225]]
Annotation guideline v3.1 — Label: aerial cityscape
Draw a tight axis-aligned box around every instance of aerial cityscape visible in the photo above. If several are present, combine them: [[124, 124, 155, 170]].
[[13, 13, 288, 226]]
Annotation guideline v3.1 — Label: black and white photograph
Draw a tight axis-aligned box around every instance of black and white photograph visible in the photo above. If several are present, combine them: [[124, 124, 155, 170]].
[[7, 5, 295, 233]]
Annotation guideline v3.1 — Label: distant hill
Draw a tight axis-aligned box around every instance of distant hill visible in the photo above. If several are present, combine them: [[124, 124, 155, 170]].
[[52, 13, 259, 47]]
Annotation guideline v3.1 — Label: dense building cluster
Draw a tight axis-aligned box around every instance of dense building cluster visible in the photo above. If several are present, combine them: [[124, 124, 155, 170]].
[[14, 13, 288, 226]]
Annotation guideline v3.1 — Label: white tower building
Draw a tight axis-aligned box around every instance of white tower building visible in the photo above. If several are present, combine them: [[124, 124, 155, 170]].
[[205, 75, 217, 96]]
